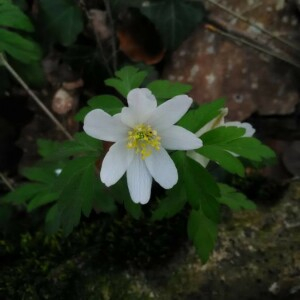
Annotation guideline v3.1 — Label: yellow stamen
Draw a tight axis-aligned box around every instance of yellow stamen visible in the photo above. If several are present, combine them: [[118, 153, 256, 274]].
[[127, 124, 161, 159]]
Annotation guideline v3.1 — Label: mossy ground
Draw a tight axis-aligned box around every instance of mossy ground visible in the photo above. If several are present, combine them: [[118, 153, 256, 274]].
[[1, 176, 299, 300], [0, 206, 187, 300]]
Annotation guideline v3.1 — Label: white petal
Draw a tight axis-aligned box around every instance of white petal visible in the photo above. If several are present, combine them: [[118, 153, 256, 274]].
[[225, 121, 255, 137], [120, 107, 138, 128], [195, 108, 227, 137], [127, 88, 157, 123], [126, 156, 152, 204], [100, 141, 134, 186], [113, 113, 122, 121], [147, 95, 193, 130], [160, 125, 203, 150], [187, 151, 210, 168], [195, 119, 217, 138], [145, 148, 178, 189], [84, 109, 128, 142]]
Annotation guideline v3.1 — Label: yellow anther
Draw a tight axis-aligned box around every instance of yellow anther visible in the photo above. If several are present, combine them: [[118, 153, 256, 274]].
[[126, 124, 161, 159]]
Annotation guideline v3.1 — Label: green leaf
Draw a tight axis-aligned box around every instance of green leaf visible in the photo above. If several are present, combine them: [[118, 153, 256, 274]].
[[74, 107, 90, 122], [37, 139, 62, 158], [201, 126, 245, 145], [220, 137, 276, 162], [141, 0, 206, 50], [54, 156, 101, 235], [0, 28, 42, 63], [54, 157, 96, 192], [188, 210, 218, 263], [184, 157, 220, 213], [38, 133, 102, 161], [3, 163, 61, 212], [45, 204, 62, 234], [147, 80, 192, 101], [218, 183, 256, 211], [151, 183, 186, 221], [124, 197, 142, 220], [20, 166, 57, 184], [0, 0, 34, 31], [173, 152, 220, 222], [197, 145, 245, 177], [2, 158, 61, 212], [0, 1, 42, 64], [64, 132, 102, 156], [178, 99, 225, 133], [47, 156, 115, 235], [27, 192, 59, 212], [123, 187, 142, 219], [93, 192, 117, 214], [2, 183, 45, 205], [10, 60, 45, 87], [75, 95, 124, 122], [88, 95, 123, 113], [105, 66, 148, 97], [111, 179, 142, 219], [39, 0, 84, 46]]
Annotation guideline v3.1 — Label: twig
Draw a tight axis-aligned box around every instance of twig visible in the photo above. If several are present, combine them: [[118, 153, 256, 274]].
[[0, 172, 14, 191], [240, 2, 263, 15], [284, 220, 300, 229], [103, 0, 118, 72], [204, 0, 300, 53], [79, 0, 113, 76], [205, 23, 300, 68], [0, 54, 73, 140]]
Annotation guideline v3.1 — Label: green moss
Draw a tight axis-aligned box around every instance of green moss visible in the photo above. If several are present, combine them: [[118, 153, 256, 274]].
[[0, 210, 186, 299], [1, 179, 297, 300]]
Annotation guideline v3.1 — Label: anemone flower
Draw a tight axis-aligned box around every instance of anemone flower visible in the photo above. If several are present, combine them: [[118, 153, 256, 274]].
[[187, 108, 255, 168], [83, 88, 203, 204]]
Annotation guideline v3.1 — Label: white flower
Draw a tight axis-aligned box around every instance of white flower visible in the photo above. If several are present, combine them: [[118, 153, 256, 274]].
[[83, 88, 203, 204], [187, 108, 255, 167]]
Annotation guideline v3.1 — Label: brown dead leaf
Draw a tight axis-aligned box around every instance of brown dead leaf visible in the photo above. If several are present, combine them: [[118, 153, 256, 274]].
[[117, 8, 165, 65], [62, 79, 84, 91]]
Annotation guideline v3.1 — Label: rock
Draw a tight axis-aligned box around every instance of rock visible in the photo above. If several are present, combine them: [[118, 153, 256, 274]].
[[51, 88, 78, 115], [89, 9, 112, 41], [163, 0, 300, 120], [282, 141, 300, 176], [98, 180, 300, 300]]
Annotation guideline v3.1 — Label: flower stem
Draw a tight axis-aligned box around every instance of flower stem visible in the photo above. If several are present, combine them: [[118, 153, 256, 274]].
[[0, 54, 73, 140], [0, 172, 14, 191]]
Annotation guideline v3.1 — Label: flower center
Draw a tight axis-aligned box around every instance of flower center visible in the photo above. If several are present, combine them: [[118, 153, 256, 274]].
[[127, 124, 161, 159]]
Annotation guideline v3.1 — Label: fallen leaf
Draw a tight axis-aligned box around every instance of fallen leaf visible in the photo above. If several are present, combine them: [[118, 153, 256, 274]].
[[117, 8, 165, 65]]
